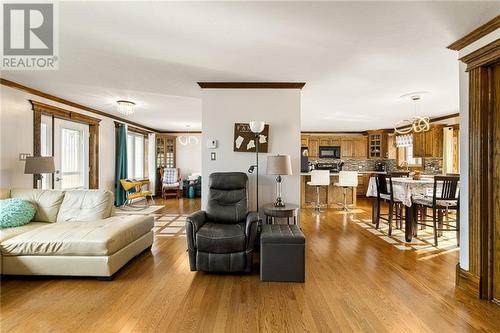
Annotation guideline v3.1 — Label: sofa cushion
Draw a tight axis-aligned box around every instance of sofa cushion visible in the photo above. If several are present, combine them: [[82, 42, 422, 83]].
[[0, 198, 36, 228], [11, 189, 65, 223], [196, 222, 246, 253], [57, 190, 114, 222], [0, 215, 153, 256], [0, 222, 49, 243]]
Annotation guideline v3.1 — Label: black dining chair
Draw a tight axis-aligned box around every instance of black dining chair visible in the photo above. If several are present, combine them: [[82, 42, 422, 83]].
[[375, 174, 404, 235], [390, 171, 410, 178], [412, 175, 460, 247]]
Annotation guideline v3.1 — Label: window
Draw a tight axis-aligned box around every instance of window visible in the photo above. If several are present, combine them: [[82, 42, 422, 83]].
[[40, 115, 53, 189], [127, 132, 145, 179], [404, 145, 422, 166]]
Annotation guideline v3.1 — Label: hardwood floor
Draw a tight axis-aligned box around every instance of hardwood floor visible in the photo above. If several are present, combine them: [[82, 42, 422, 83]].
[[1, 198, 499, 332]]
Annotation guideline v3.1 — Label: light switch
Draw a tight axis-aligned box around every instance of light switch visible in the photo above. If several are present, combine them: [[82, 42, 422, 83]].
[[19, 153, 32, 161], [210, 152, 216, 161]]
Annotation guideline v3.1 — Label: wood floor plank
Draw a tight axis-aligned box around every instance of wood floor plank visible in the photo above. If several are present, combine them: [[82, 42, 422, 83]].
[[1, 198, 499, 333]]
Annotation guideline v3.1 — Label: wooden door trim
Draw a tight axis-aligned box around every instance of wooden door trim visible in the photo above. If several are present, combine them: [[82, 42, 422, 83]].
[[460, 39, 500, 71], [31, 100, 100, 189], [457, 51, 498, 300]]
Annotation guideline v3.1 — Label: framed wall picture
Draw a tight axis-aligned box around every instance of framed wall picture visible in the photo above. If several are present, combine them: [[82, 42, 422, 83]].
[[233, 123, 269, 153]]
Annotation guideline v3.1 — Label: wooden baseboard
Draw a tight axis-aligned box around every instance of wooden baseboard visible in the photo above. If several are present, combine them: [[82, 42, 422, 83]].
[[456, 263, 481, 298]]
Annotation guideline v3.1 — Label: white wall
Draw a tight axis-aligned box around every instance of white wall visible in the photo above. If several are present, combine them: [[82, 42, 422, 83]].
[[457, 29, 499, 270], [171, 133, 202, 180], [201, 89, 301, 222], [0, 85, 145, 192]]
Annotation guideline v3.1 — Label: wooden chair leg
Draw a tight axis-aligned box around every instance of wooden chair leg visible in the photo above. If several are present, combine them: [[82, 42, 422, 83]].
[[433, 209, 438, 247], [388, 202, 393, 235], [438, 209, 444, 236], [375, 200, 381, 229]]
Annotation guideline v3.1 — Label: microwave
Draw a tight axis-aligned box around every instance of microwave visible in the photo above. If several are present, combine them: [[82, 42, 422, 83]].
[[319, 146, 341, 159]]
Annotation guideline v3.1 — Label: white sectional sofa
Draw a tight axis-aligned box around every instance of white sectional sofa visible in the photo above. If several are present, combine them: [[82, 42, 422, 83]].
[[0, 189, 153, 279]]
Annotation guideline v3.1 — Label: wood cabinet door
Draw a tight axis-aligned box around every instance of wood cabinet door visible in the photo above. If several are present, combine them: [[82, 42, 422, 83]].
[[319, 138, 331, 146], [412, 132, 425, 157], [353, 137, 368, 158], [331, 139, 341, 147], [301, 137, 308, 148], [308, 137, 319, 157], [385, 134, 396, 159], [341, 139, 354, 158]]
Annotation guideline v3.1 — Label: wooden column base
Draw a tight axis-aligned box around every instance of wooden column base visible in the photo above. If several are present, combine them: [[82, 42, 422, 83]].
[[456, 263, 481, 298]]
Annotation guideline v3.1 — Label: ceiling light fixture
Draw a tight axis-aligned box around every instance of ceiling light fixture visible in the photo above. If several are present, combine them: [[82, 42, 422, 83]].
[[178, 125, 199, 146], [116, 100, 136, 116], [394, 95, 430, 135]]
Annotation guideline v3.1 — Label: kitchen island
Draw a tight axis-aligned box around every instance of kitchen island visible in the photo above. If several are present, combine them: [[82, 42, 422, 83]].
[[300, 171, 387, 209]]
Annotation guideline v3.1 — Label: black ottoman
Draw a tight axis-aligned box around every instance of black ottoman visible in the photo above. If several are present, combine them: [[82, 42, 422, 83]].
[[260, 224, 305, 282]]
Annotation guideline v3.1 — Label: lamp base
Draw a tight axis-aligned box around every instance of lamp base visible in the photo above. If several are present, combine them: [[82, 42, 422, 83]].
[[274, 197, 285, 207]]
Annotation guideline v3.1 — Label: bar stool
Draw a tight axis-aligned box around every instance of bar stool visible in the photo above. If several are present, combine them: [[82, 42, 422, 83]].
[[307, 170, 330, 213], [334, 171, 358, 212]]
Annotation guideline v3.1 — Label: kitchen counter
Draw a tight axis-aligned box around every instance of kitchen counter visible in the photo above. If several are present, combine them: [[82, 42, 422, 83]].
[[300, 171, 387, 176]]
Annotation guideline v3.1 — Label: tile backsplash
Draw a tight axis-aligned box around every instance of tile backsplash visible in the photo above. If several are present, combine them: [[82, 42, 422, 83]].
[[423, 157, 443, 175], [310, 158, 397, 172]]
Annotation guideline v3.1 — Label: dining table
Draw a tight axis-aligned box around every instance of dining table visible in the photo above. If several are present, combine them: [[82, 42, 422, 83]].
[[366, 176, 436, 242]]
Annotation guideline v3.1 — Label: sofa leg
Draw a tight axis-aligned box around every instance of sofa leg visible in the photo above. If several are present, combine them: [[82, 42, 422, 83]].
[[96, 275, 115, 281]]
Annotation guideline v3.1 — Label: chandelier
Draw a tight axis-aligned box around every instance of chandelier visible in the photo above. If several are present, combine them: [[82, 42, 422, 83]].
[[178, 125, 199, 145], [116, 100, 136, 116], [394, 95, 430, 135]]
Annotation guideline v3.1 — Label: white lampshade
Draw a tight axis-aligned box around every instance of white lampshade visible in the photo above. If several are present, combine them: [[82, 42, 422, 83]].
[[267, 155, 292, 175], [249, 121, 265, 134]]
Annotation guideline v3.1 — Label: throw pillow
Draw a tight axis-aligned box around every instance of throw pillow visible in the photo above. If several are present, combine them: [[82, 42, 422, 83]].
[[0, 198, 36, 229]]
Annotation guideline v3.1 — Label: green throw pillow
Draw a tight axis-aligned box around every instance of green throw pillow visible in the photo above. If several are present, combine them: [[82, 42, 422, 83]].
[[0, 198, 36, 229]]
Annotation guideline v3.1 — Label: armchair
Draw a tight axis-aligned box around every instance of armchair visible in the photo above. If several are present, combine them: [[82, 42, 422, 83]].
[[162, 168, 181, 199], [185, 172, 259, 273]]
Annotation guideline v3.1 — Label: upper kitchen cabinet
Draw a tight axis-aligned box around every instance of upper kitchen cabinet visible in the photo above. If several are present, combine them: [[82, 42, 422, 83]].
[[412, 124, 444, 158], [308, 136, 319, 158], [301, 136, 309, 148], [341, 136, 368, 159], [367, 130, 395, 159]]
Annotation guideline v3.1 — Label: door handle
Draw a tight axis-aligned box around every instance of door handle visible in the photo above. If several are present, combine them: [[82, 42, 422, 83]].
[[56, 177, 63, 181]]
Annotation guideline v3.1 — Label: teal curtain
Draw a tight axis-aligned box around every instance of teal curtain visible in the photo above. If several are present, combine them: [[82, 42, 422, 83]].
[[115, 124, 128, 206]]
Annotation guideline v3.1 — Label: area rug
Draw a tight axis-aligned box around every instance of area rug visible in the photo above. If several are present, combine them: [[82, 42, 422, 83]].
[[115, 205, 164, 215]]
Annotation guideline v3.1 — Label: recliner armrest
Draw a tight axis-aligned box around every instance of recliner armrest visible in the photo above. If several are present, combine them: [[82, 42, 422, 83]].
[[245, 211, 260, 250], [186, 210, 207, 250]]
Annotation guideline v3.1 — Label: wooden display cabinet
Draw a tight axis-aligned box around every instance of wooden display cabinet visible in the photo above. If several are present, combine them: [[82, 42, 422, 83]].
[[156, 134, 176, 196]]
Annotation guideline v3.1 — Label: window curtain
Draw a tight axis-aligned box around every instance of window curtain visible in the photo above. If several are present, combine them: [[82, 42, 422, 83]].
[[115, 124, 128, 206]]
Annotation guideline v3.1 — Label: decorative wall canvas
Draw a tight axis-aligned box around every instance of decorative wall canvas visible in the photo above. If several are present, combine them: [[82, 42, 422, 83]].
[[233, 123, 269, 153]]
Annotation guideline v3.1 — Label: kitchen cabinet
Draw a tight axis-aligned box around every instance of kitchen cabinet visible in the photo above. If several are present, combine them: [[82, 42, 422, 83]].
[[301, 137, 308, 148], [367, 130, 395, 159], [353, 137, 368, 158], [308, 137, 319, 158], [412, 125, 444, 158], [341, 139, 354, 158], [319, 138, 331, 146]]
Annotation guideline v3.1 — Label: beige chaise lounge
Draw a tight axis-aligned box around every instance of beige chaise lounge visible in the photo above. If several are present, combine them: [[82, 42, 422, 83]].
[[0, 189, 153, 279]]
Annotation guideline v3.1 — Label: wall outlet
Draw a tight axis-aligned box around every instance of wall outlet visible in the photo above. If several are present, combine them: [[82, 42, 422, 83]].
[[207, 139, 218, 149], [19, 153, 32, 161]]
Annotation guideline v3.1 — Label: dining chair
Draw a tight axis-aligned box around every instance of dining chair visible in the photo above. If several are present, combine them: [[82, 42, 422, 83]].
[[390, 171, 410, 177], [412, 175, 460, 247], [375, 174, 403, 235]]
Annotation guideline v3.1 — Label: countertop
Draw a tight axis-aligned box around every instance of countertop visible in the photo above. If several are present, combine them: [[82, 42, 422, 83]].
[[300, 171, 387, 176]]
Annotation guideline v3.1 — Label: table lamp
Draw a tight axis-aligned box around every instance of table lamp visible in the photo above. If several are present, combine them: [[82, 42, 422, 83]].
[[267, 154, 292, 207], [24, 156, 55, 189]]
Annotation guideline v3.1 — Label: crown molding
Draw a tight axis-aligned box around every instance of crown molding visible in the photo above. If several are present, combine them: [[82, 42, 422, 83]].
[[447, 15, 500, 51]]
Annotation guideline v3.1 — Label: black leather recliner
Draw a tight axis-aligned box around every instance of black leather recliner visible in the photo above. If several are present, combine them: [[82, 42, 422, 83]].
[[185, 172, 259, 272]]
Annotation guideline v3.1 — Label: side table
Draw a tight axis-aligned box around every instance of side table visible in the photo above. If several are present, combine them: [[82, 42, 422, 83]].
[[262, 203, 299, 225]]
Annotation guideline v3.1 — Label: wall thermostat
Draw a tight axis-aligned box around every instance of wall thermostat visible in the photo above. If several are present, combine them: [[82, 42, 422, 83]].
[[207, 139, 218, 149]]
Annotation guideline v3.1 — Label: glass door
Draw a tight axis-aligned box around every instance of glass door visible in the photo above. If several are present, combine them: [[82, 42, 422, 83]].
[[53, 119, 89, 190]]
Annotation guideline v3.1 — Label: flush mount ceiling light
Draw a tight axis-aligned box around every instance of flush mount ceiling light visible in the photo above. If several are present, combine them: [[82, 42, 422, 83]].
[[394, 95, 430, 135], [178, 125, 199, 146], [116, 100, 136, 116]]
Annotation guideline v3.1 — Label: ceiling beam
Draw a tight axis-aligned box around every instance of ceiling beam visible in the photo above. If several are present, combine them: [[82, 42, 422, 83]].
[[197, 82, 306, 89], [0, 78, 157, 132]]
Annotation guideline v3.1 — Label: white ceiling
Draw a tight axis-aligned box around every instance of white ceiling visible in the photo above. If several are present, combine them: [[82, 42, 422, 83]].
[[3, 1, 499, 131]]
